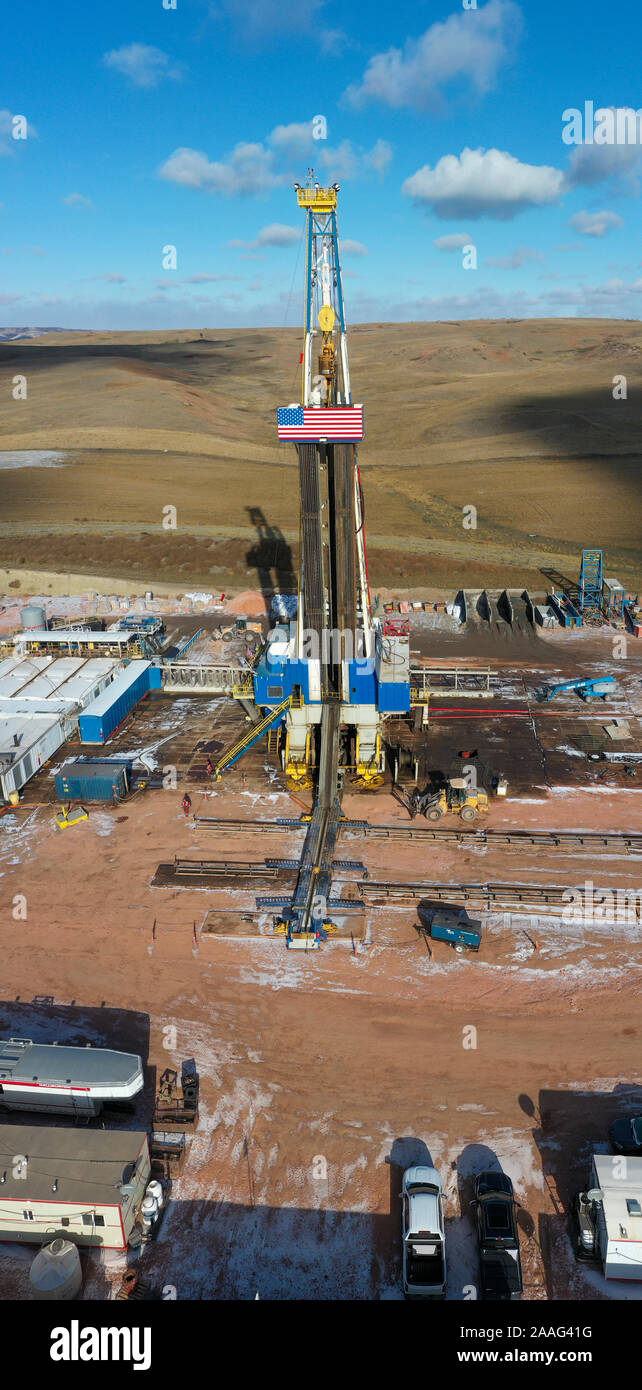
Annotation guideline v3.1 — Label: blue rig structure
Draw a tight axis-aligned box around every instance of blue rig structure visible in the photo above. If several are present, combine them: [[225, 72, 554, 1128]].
[[218, 176, 411, 798], [547, 550, 635, 630]]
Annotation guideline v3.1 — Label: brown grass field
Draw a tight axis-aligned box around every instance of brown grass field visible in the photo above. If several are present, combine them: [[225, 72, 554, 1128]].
[[0, 317, 640, 593]]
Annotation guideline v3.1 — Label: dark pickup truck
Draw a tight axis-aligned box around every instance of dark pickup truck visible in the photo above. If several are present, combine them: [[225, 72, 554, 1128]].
[[472, 1171, 523, 1300]]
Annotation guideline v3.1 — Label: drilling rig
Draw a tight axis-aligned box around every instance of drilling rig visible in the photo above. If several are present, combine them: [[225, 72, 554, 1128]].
[[250, 175, 411, 946]]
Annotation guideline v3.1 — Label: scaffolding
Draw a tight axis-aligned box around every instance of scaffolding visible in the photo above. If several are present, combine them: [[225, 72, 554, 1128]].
[[578, 549, 603, 612]]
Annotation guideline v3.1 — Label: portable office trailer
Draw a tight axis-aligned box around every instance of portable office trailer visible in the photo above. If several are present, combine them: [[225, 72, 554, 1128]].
[[0, 1127, 150, 1250], [590, 1153, 642, 1281], [0, 712, 71, 801], [55, 759, 131, 803], [0, 656, 121, 707], [78, 661, 151, 743]]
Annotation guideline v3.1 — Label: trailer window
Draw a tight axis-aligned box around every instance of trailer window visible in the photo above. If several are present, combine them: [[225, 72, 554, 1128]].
[[23, 1210, 35, 1220]]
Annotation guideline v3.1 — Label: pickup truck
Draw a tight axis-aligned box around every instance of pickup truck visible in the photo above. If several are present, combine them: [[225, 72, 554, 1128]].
[[401, 1166, 447, 1299], [472, 1171, 523, 1300]]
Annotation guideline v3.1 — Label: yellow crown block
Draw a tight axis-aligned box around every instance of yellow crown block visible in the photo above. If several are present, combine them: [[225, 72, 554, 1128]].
[[296, 187, 337, 212]]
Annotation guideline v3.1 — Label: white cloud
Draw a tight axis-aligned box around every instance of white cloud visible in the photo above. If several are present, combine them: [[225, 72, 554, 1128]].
[[345, 0, 522, 110], [6, 269, 642, 332], [341, 239, 368, 256], [318, 139, 392, 181], [160, 129, 391, 196], [159, 143, 287, 196], [568, 210, 624, 237], [268, 122, 317, 158], [208, 0, 323, 38], [267, 124, 392, 180], [363, 138, 393, 176], [63, 193, 94, 209], [319, 28, 349, 56], [565, 108, 642, 189], [434, 232, 471, 251], [184, 272, 243, 283], [229, 223, 302, 250], [93, 272, 126, 283], [103, 43, 185, 89], [317, 140, 359, 181], [543, 277, 642, 309], [485, 244, 545, 268], [403, 147, 564, 220]]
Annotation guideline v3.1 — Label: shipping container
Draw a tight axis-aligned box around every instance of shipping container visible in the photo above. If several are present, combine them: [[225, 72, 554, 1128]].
[[55, 759, 130, 802], [77, 661, 151, 743]]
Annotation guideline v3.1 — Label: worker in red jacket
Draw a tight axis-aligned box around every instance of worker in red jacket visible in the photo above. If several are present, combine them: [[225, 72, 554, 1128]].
[[206, 757, 213, 778], [182, 793, 192, 817]]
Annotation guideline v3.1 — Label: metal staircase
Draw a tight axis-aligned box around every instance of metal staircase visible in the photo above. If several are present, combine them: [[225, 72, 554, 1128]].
[[214, 695, 292, 778]]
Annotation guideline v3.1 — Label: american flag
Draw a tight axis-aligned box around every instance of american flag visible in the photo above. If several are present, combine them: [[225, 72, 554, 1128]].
[[277, 405, 364, 441]]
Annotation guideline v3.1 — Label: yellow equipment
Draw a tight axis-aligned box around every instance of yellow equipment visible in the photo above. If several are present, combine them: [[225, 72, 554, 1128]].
[[54, 803, 89, 830], [424, 777, 489, 823], [354, 730, 385, 789], [296, 185, 338, 213]]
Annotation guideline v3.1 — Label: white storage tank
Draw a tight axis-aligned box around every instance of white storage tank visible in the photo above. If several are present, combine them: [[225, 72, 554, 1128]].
[[146, 1179, 164, 1209], [29, 1239, 82, 1300], [20, 605, 46, 631], [141, 1195, 158, 1229]]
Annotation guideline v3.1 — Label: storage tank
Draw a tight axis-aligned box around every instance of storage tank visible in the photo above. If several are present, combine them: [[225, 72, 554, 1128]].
[[146, 1179, 164, 1209], [29, 1239, 82, 1300], [141, 1195, 158, 1230], [20, 604, 46, 631]]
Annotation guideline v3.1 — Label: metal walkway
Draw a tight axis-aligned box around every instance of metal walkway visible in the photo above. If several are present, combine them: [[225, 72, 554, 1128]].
[[286, 703, 343, 938], [193, 819, 642, 856], [359, 880, 642, 918], [161, 662, 253, 695]]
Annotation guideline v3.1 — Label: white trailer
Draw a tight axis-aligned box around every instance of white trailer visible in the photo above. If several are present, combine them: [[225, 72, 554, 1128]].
[[0, 1038, 144, 1118], [591, 1153, 642, 1281]]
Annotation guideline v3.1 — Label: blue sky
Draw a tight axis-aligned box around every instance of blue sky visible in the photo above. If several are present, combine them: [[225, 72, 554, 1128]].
[[1, 0, 642, 328]]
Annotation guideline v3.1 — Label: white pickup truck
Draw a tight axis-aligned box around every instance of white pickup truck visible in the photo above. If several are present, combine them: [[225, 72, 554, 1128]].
[[401, 1165, 447, 1299]]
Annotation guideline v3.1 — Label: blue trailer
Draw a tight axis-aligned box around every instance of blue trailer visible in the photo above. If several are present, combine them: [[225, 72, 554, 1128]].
[[78, 661, 151, 743]]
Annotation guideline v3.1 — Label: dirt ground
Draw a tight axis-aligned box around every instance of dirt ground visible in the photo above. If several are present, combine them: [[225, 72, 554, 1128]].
[[1, 318, 641, 592], [0, 617, 641, 1300]]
